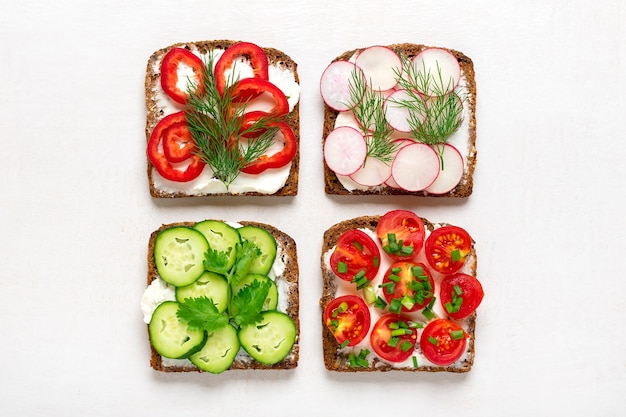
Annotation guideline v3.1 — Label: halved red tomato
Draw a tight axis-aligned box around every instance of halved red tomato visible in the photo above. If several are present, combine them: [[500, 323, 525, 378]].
[[160, 48, 204, 104], [440, 273, 484, 320], [381, 261, 435, 313], [424, 225, 472, 274], [214, 42, 269, 96], [376, 210, 425, 261], [329, 230, 380, 287], [420, 319, 467, 366], [323, 295, 371, 347], [147, 112, 205, 182], [370, 313, 417, 363]]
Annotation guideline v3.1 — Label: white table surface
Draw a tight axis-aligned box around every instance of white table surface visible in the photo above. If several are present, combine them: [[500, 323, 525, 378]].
[[2, 1, 625, 415]]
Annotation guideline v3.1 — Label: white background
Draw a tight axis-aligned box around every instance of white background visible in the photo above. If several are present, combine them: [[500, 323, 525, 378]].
[[1, 0, 625, 415]]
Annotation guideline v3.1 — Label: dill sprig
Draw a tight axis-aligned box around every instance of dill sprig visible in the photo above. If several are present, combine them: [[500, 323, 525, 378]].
[[393, 56, 465, 168], [184, 52, 280, 187], [347, 68, 397, 164]]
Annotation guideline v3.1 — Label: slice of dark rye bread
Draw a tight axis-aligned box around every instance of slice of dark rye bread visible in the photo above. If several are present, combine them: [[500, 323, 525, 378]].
[[322, 43, 477, 197], [146, 221, 300, 372], [145, 40, 300, 198], [320, 215, 477, 372]]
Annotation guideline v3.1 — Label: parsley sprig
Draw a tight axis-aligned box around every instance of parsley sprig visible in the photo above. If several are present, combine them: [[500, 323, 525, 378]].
[[176, 238, 271, 332]]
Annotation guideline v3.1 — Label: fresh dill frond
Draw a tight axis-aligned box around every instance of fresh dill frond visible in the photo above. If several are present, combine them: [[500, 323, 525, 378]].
[[347, 68, 397, 164], [184, 52, 282, 187]]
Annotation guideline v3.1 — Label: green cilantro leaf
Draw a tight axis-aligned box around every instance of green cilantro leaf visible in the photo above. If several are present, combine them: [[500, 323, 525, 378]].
[[230, 278, 271, 327], [203, 246, 232, 275], [229, 240, 261, 287], [176, 297, 229, 332]]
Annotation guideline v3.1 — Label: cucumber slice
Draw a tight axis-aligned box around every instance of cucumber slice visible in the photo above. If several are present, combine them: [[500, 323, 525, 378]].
[[237, 225, 277, 275], [238, 311, 296, 365], [193, 220, 241, 274], [176, 271, 230, 314], [229, 274, 279, 316], [189, 324, 240, 374], [154, 227, 209, 287], [148, 301, 207, 359]]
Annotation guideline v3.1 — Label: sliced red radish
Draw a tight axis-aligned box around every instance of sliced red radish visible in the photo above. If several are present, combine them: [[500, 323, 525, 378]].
[[411, 48, 461, 96], [391, 143, 440, 191], [349, 156, 392, 187], [334, 111, 361, 131], [320, 60, 365, 111], [424, 144, 465, 194], [384, 139, 414, 188], [323, 126, 367, 176], [384, 89, 427, 133], [355, 46, 402, 91]]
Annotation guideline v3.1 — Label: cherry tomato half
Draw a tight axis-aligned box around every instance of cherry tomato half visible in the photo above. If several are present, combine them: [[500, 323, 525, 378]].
[[440, 273, 484, 320], [370, 313, 417, 363], [329, 230, 381, 285], [147, 112, 205, 182], [323, 295, 371, 347], [376, 210, 425, 261], [214, 42, 269, 96], [381, 261, 435, 313], [420, 319, 467, 366], [160, 48, 204, 104], [424, 225, 472, 275]]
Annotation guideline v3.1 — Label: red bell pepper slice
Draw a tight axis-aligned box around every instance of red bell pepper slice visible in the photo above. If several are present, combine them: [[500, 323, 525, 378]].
[[160, 48, 204, 104], [147, 112, 205, 182], [162, 121, 196, 163], [230, 78, 289, 116], [240, 116, 297, 175], [214, 42, 269, 96]]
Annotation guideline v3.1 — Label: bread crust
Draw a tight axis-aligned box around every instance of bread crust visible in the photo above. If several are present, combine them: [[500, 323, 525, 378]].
[[320, 215, 477, 372], [146, 220, 299, 372], [322, 43, 477, 197], [145, 40, 300, 198]]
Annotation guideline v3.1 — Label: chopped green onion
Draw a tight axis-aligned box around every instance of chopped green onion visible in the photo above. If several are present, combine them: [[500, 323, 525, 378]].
[[337, 301, 349, 312], [388, 274, 400, 283], [353, 240, 363, 251], [337, 261, 347, 274], [391, 329, 412, 337], [401, 295, 415, 310], [401, 245, 414, 255], [428, 336, 438, 346], [412, 356, 418, 368], [388, 336, 400, 347], [340, 339, 350, 349], [408, 321, 423, 329], [363, 285, 376, 305], [451, 330, 465, 340], [374, 296, 388, 309], [329, 319, 339, 329], [451, 249, 461, 262], [391, 267, 402, 274], [400, 341, 413, 352], [454, 285, 463, 296], [389, 298, 402, 313], [373, 256, 379, 267], [411, 266, 424, 276], [422, 308, 435, 320], [354, 270, 365, 280]]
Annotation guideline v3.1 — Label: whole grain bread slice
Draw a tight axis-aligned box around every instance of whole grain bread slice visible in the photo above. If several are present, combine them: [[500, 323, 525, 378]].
[[322, 43, 477, 197], [146, 220, 299, 372], [320, 215, 477, 372], [145, 40, 300, 198]]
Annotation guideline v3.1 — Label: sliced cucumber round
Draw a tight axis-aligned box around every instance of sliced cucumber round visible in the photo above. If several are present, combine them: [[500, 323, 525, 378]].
[[238, 311, 296, 365], [189, 324, 240, 374], [230, 274, 279, 316], [176, 271, 230, 314], [154, 227, 209, 287], [148, 301, 207, 359], [237, 225, 277, 275], [193, 220, 241, 274]]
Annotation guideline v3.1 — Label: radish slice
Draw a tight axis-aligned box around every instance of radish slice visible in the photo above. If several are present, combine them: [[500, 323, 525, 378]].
[[355, 46, 402, 91], [411, 48, 461, 96], [391, 143, 440, 191], [323, 126, 367, 176], [349, 156, 392, 187], [334, 111, 361, 131], [384, 139, 414, 188], [384, 89, 426, 132], [320, 60, 365, 111], [425, 144, 465, 194]]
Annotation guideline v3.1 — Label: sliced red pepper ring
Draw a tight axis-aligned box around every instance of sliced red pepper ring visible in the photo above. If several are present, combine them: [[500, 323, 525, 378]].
[[214, 42, 269, 96], [147, 111, 205, 182], [162, 121, 196, 162], [230, 78, 289, 115], [160, 48, 204, 105], [239, 116, 297, 175]]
